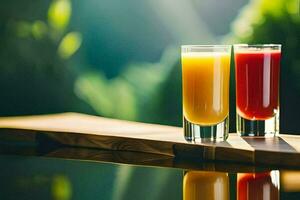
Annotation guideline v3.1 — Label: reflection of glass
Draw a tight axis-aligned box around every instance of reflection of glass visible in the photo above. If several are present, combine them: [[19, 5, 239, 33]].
[[181, 45, 231, 142], [237, 171, 279, 200], [234, 44, 281, 136], [183, 171, 229, 200]]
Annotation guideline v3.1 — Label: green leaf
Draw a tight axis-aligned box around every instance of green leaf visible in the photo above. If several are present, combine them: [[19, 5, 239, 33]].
[[74, 72, 138, 120], [15, 21, 31, 38], [58, 32, 82, 59], [75, 72, 115, 116], [48, 0, 71, 32], [32, 20, 48, 39]]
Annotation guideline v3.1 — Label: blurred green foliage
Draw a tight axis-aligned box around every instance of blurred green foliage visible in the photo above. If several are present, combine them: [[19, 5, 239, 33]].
[[74, 47, 180, 123], [0, 155, 182, 200], [0, 0, 90, 116]]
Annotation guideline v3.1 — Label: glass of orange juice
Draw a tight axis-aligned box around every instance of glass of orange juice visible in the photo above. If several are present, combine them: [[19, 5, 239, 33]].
[[181, 45, 231, 142]]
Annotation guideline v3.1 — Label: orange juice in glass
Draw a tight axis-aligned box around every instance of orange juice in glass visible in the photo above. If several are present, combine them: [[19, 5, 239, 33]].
[[181, 45, 231, 141]]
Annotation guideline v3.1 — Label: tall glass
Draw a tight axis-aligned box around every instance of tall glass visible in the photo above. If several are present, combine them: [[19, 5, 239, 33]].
[[181, 45, 231, 142], [234, 44, 281, 136]]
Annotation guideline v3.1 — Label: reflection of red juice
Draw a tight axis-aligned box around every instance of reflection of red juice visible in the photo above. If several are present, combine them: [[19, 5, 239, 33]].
[[237, 172, 279, 200], [235, 51, 280, 120]]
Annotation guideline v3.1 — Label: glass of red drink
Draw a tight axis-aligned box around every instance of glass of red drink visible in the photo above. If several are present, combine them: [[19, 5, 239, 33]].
[[234, 44, 281, 136]]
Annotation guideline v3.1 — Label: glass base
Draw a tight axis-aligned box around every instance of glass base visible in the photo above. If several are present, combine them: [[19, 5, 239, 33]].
[[236, 112, 279, 137], [183, 116, 229, 142]]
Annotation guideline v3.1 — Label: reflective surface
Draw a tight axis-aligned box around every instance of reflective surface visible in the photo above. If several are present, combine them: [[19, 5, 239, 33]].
[[2, 154, 300, 200], [0, 155, 181, 200], [1, 130, 300, 200]]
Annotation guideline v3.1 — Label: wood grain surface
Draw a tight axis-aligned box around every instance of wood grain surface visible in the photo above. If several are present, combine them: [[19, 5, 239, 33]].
[[0, 112, 300, 167]]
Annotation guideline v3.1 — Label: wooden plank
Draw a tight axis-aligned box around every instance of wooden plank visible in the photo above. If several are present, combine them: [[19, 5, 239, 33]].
[[0, 135, 282, 173], [0, 113, 300, 167], [0, 142, 274, 173], [40, 148, 282, 173]]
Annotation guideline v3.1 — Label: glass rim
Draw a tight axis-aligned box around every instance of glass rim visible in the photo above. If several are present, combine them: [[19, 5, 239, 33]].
[[181, 45, 231, 53], [181, 45, 231, 49], [234, 44, 281, 48]]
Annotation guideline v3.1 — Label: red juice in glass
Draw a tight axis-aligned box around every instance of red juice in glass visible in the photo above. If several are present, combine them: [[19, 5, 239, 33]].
[[234, 44, 281, 136]]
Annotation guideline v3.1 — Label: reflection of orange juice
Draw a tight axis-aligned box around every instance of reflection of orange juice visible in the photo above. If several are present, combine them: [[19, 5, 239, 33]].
[[183, 171, 229, 200], [182, 52, 230, 125]]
